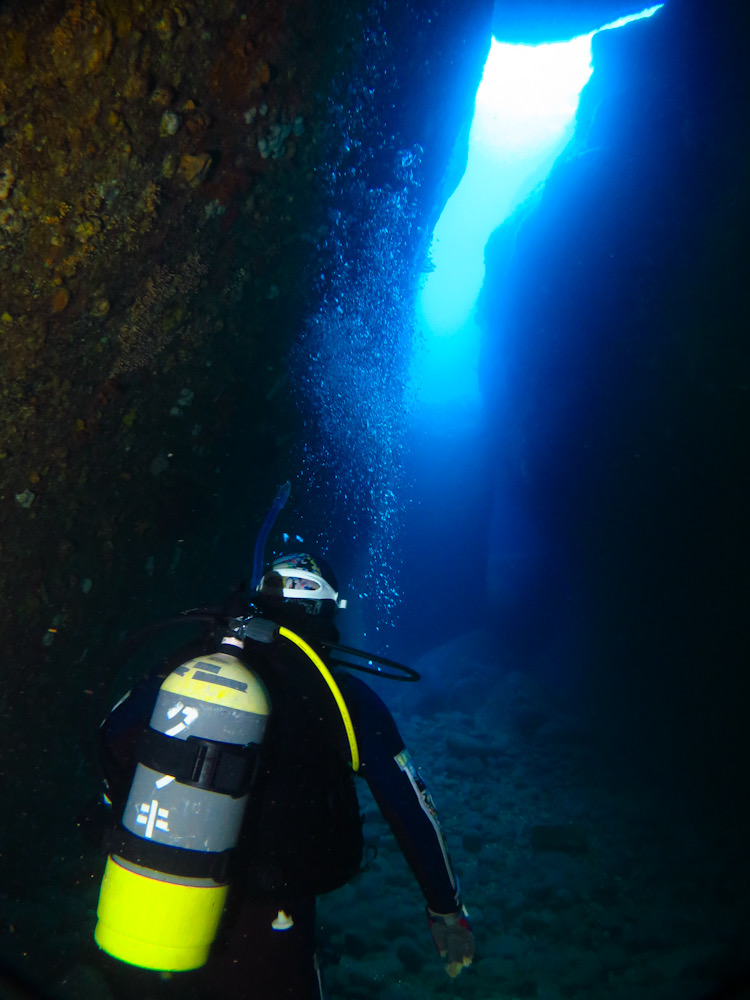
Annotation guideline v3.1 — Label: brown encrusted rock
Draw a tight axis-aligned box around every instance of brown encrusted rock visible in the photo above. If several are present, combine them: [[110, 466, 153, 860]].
[[50, 6, 114, 82], [177, 152, 212, 187]]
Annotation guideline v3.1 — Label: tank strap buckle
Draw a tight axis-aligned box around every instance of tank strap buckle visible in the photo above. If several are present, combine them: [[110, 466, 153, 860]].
[[136, 727, 260, 798]]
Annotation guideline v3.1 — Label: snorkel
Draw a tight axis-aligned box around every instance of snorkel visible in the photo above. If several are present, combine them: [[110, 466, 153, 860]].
[[251, 480, 291, 591]]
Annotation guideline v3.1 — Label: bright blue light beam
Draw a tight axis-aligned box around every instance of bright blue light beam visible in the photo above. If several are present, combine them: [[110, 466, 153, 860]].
[[417, 4, 663, 340], [601, 5, 662, 31], [418, 35, 595, 337], [411, 3, 663, 423]]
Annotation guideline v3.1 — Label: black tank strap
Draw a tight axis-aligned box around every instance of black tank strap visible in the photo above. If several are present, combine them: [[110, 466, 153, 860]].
[[106, 824, 234, 883], [135, 727, 260, 798]]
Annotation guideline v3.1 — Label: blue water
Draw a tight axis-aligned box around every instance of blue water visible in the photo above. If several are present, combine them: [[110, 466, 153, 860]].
[[290, 6, 662, 660], [290, 110, 422, 631], [289, 38, 592, 649]]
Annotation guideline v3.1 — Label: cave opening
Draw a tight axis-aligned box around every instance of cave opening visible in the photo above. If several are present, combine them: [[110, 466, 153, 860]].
[[412, 3, 662, 406], [395, 3, 662, 663]]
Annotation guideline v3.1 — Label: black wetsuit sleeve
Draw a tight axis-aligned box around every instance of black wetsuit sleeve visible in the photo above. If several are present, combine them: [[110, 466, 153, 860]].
[[339, 673, 461, 915], [98, 673, 162, 805], [75, 673, 160, 846]]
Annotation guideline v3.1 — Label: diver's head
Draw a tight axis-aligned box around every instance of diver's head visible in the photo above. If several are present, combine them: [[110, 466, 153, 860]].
[[256, 552, 347, 622]]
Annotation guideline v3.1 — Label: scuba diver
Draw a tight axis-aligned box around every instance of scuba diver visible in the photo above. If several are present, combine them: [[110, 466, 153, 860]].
[[89, 541, 475, 999]]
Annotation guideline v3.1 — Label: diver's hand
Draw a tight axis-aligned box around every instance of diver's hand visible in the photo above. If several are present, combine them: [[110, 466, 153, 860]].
[[427, 906, 475, 978]]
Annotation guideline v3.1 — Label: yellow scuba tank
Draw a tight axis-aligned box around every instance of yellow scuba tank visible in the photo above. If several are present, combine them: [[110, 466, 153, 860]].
[[94, 640, 270, 972]]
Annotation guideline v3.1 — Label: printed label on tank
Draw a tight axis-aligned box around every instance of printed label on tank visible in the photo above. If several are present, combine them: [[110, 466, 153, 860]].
[[164, 701, 199, 736], [136, 798, 170, 839]]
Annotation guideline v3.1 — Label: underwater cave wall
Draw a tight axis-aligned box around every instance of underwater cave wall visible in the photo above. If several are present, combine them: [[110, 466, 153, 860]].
[[478, 0, 750, 830], [0, 0, 493, 879], [0, 0, 366, 697], [0, 0, 492, 685]]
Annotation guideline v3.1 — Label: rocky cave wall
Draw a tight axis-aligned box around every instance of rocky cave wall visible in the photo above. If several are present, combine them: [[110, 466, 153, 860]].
[[0, 0, 495, 877], [478, 0, 750, 835], [1, 0, 360, 695], [0, 0, 492, 700]]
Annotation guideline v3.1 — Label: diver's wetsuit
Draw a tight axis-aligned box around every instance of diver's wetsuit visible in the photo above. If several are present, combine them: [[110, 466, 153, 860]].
[[97, 622, 460, 1000]]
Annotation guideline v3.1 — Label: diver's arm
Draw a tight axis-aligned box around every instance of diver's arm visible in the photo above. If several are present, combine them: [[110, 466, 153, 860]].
[[97, 671, 163, 808], [340, 674, 474, 976], [339, 674, 461, 914], [78, 674, 160, 845]]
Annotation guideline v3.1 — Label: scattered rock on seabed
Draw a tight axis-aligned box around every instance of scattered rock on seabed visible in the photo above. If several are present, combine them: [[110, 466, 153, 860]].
[[317, 700, 747, 1000], [0, 678, 743, 1000]]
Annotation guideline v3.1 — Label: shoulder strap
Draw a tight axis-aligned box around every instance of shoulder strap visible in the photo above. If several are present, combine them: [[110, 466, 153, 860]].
[[278, 627, 360, 772]]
